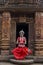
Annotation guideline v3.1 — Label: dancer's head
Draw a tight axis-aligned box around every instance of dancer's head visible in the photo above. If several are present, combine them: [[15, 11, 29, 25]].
[[19, 30, 24, 37]]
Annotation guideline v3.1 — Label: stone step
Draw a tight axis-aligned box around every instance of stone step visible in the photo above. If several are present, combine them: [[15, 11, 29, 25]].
[[9, 59, 34, 64]]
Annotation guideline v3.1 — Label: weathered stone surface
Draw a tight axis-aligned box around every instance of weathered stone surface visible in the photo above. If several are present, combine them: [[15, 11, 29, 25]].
[[0, 62, 43, 65]]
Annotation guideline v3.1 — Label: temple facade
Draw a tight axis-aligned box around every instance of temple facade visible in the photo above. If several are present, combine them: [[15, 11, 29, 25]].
[[0, 0, 43, 60]]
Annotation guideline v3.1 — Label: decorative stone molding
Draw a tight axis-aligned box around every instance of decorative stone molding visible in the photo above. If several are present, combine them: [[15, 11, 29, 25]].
[[1, 12, 11, 56], [2, 12, 11, 40]]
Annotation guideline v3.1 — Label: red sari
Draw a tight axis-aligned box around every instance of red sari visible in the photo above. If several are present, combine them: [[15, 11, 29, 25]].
[[12, 37, 32, 60]]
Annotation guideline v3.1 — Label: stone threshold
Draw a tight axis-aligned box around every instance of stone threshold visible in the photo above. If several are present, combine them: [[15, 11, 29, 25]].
[[0, 55, 43, 63]]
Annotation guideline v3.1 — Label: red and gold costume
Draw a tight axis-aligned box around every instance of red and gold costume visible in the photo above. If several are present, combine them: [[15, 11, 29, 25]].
[[12, 37, 32, 60]]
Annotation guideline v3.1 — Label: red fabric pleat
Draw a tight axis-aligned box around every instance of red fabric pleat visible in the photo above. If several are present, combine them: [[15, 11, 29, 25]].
[[12, 47, 32, 60]]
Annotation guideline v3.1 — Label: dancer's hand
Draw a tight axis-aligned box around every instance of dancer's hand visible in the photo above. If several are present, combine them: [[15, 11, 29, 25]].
[[18, 44, 25, 47]]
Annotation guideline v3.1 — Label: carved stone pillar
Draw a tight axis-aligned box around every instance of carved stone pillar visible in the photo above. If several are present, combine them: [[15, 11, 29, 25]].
[[10, 19, 16, 51], [1, 12, 11, 57], [35, 12, 41, 40], [0, 14, 2, 55], [35, 12, 43, 56]]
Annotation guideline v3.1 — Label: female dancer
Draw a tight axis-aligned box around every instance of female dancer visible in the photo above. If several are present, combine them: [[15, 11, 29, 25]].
[[12, 30, 32, 60]]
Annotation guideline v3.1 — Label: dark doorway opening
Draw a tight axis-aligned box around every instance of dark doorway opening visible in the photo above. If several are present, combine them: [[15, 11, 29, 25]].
[[16, 23, 29, 47]]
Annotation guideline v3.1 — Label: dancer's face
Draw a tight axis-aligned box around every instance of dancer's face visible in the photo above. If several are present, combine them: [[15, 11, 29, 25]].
[[20, 33, 24, 37]]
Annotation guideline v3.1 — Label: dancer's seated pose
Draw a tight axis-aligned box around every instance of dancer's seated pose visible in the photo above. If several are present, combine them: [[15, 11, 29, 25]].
[[12, 30, 32, 60]]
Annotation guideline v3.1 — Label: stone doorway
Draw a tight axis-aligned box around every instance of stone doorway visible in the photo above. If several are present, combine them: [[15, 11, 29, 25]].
[[16, 23, 29, 47]]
